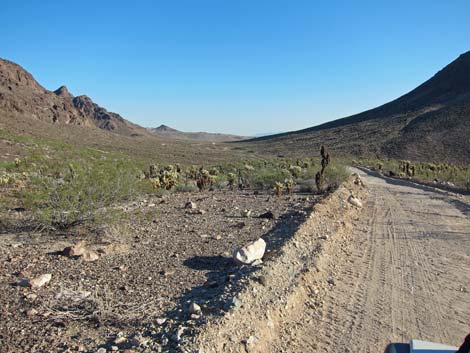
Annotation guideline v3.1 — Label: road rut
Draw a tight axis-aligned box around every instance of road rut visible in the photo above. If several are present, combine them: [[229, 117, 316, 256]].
[[275, 168, 470, 352]]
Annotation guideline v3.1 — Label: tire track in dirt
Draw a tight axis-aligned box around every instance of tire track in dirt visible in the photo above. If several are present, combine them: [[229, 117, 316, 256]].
[[274, 169, 470, 353]]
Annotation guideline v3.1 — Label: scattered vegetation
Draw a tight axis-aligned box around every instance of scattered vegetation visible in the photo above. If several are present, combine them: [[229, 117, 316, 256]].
[[1, 130, 349, 231], [354, 157, 470, 192]]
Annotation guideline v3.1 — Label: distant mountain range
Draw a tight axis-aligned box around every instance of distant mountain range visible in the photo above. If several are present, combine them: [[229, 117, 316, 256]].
[[0, 59, 244, 143], [243, 52, 470, 163], [1, 53, 469, 163], [148, 124, 246, 142]]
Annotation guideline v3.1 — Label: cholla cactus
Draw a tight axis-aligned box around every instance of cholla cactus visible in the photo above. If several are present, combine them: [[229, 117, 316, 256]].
[[150, 178, 161, 190], [163, 164, 175, 172], [209, 167, 219, 176], [275, 181, 284, 197], [149, 164, 159, 178], [315, 171, 322, 192], [161, 169, 178, 190], [320, 145, 330, 174], [285, 178, 294, 194], [227, 172, 236, 190], [316, 145, 330, 193], [0, 174, 11, 186], [197, 168, 212, 191], [186, 166, 198, 180], [289, 165, 302, 178], [14, 158, 21, 167]]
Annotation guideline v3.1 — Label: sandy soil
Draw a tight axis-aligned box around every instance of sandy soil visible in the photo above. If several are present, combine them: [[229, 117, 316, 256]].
[[190, 169, 469, 353]]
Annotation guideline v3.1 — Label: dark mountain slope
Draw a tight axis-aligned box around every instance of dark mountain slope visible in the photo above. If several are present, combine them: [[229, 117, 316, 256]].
[[243, 52, 470, 163]]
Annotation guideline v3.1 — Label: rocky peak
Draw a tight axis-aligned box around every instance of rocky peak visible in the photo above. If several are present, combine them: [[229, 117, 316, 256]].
[[53, 85, 73, 99], [153, 124, 179, 132], [0, 58, 45, 91]]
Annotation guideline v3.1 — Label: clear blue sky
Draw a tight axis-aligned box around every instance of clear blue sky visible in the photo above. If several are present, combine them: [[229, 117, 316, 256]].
[[3, 0, 469, 135]]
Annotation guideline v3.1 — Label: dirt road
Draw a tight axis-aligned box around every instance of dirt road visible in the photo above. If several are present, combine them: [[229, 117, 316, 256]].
[[274, 168, 470, 352]]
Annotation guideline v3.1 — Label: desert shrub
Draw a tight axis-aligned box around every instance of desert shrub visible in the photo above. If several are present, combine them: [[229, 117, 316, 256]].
[[246, 167, 291, 190], [19, 159, 141, 229], [174, 182, 198, 193], [296, 178, 315, 193], [355, 157, 470, 190], [322, 162, 349, 189]]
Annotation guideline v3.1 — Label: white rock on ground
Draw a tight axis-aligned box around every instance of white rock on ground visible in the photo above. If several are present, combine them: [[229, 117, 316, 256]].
[[233, 238, 266, 265], [185, 201, 197, 209], [28, 273, 52, 288], [189, 302, 202, 315], [67, 240, 86, 257], [82, 249, 100, 262], [348, 195, 363, 208]]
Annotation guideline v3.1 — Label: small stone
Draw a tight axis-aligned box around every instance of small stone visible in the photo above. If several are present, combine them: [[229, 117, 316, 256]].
[[241, 209, 252, 218], [28, 273, 52, 288], [327, 276, 336, 286], [319, 235, 329, 240], [185, 201, 197, 209], [64, 240, 86, 257], [156, 318, 166, 325], [224, 297, 242, 311], [245, 336, 260, 352], [111, 346, 119, 352], [114, 337, 126, 345], [130, 335, 149, 347], [257, 275, 268, 286], [96, 348, 107, 353], [25, 293, 38, 301], [82, 250, 100, 262], [189, 302, 202, 315], [348, 195, 363, 208], [26, 308, 38, 317]]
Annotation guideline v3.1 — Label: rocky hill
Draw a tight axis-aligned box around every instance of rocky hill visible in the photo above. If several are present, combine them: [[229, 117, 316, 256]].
[[243, 52, 470, 164], [0, 58, 148, 137], [148, 124, 246, 142]]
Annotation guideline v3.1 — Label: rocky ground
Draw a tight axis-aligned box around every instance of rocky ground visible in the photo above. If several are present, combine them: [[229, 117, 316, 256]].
[[0, 189, 318, 353], [188, 169, 469, 353], [3, 170, 467, 353]]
